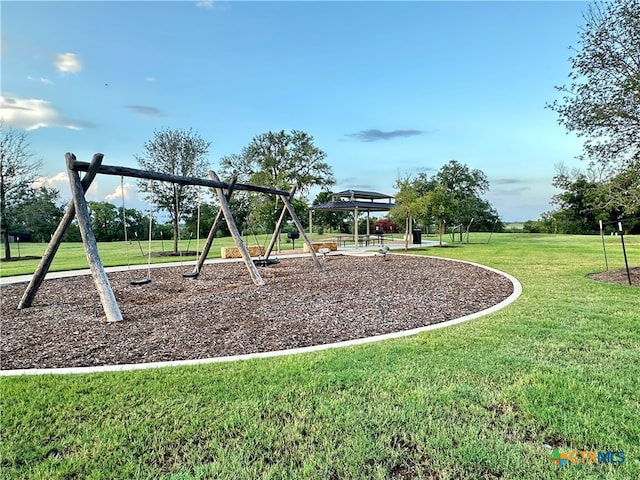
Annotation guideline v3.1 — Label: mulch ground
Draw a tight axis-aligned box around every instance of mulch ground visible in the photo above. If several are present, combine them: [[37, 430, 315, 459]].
[[587, 266, 640, 287], [1, 254, 514, 370]]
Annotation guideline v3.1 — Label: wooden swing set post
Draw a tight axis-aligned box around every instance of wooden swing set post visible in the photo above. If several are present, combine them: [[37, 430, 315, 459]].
[[209, 171, 265, 286], [278, 192, 323, 271], [192, 177, 237, 275], [264, 186, 297, 260], [66, 153, 123, 322], [18, 153, 103, 310]]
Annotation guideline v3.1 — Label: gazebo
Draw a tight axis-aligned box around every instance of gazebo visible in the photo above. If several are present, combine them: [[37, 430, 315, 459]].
[[311, 189, 395, 246]]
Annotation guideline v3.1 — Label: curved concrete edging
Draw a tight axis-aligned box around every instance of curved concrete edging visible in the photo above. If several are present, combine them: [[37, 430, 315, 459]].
[[1, 256, 522, 376]]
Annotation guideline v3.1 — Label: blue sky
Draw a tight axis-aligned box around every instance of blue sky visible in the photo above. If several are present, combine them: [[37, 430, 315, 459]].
[[2, 1, 589, 221]]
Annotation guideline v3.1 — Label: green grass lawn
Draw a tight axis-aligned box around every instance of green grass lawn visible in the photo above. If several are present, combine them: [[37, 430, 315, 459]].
[[0, 234, 308, 278], [1, 234, 638, 479]]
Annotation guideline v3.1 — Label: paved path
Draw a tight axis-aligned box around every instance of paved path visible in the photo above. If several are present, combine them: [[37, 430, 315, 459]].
[[0, 240, 440, 286]]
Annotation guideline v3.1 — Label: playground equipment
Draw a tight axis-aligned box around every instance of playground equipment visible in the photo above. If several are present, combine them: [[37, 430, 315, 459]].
[[18, 153, 322, 321], [121, 175, 152, 285]]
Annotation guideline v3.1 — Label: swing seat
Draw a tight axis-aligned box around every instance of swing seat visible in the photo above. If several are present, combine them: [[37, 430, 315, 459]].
[[254, 258, 280, 267], [183, 271, 199, 279], [130, 278, 151, 286]]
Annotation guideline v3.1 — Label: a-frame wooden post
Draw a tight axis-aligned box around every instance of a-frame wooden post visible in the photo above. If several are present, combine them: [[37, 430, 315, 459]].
[[264, 186, 297, 260], [18, 153, 104, 310], [66, 153, 123, 322], [279, 192, 323, 271], [189, 177, 237, 276], [209, 171, 265, 286]]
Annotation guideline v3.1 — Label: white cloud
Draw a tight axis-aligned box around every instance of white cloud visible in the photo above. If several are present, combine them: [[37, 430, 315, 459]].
[[32, 172, 99, 202], [27, 76, 54, 85], [0, 95, 93, 131], [196, 1, 214, 9], [105, 182, 137, 204], [55, 52, 82, 74], [146, 76, 156, 82], [33, 172, 68, 190]]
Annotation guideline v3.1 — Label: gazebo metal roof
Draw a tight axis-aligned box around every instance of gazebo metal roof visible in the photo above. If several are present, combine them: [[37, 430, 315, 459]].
[[312, 189, 395, 212]]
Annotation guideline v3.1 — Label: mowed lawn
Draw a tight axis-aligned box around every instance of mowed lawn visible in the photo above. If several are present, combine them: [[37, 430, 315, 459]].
[[1, 234, 638, 479]]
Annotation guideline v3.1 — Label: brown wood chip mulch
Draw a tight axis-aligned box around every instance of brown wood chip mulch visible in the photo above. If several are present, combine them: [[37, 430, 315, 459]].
[[1, 255, 514, 370]]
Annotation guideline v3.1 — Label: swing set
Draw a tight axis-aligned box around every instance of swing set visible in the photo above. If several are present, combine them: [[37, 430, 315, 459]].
[[18, 153, 322, 322], [120, 176, 152, 285]]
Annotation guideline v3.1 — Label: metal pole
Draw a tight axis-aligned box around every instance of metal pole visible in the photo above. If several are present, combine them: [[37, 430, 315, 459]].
[[618, 222, 632, 286], [599, 220, 608, 271]]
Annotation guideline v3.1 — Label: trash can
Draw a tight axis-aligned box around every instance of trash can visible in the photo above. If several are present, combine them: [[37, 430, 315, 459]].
[[412, 229, 422, 245]]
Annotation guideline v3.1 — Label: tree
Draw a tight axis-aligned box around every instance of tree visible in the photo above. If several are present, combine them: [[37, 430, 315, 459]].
[[14, 186, 64, 242], [88, 201, 120, 242], [392, 160, 500, 245], [549, 0, 640, 173], [220, 130, 335, 195], [432, 160, 492, 229], [426, 185, 456, 246], [219, 130, 334, 233], [0, 121, 41, 259], [136, 128, 211, 253], [86, 201, 147, 242], [548, 162, 640, 234], [390, 176, 422, 250]]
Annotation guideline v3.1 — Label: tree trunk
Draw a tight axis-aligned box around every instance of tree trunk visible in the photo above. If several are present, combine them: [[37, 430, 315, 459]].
[[404, 216, 409, 251], [3, 229, 10, 260]]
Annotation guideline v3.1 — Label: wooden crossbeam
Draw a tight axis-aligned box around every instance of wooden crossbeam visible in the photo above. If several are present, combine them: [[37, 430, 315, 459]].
[[71, 160, 291, 197]]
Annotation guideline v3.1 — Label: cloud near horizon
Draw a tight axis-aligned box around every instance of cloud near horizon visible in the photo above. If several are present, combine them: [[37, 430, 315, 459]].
[[345, 129, 426, 142], [124, 105, 165, 118], [1, 95, 94, 131]]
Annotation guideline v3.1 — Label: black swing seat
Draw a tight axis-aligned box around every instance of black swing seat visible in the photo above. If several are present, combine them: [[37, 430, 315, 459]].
[[253, 258, 280, 267], [183, 271, 199, 279], [130, 278, 151, 286]]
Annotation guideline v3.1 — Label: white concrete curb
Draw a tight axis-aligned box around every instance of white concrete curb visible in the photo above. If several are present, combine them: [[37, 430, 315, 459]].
[[1, 255, 522, 376]]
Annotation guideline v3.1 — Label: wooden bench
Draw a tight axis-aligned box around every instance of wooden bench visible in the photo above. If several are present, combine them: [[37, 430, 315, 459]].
[[220, 245, 265, 259], [303, 241, 338, 253]]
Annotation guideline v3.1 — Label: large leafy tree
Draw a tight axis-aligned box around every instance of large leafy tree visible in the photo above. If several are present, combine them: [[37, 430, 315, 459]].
[[0, 121, 41, 259], [549, 0, 640, 173], [219, 130, 334, 232], [136, 128, 211, 253], [415, 160, 499, 232], [432, 160, 492, 228], [220, 130, 334, 194], [14, 186, 64, 242]]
